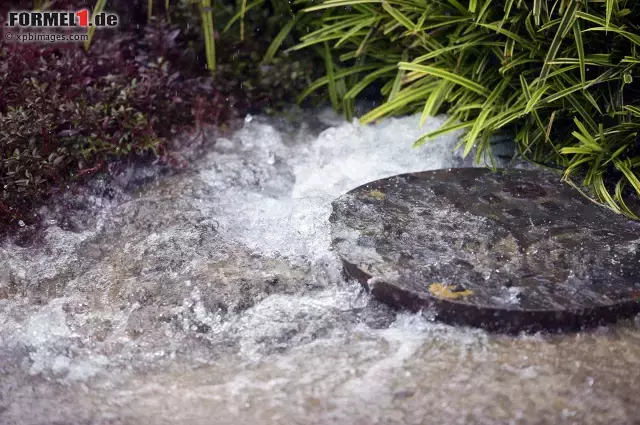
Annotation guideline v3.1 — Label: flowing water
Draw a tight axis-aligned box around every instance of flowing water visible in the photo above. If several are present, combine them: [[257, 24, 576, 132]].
[[1, 109, 640, 425]]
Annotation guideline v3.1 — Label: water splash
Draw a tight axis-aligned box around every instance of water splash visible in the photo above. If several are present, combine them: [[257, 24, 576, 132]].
[[1, 110, 639, 425]]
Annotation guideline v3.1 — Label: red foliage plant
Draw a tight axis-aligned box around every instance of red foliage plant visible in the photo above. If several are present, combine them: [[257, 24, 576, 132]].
[[0, 24, 232, 229]]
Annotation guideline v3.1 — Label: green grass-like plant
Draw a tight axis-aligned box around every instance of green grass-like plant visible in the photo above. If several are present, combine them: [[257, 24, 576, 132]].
[[290, 0, 640, 217], [84, 0, 107, 51], [81, 0, 640, 216]]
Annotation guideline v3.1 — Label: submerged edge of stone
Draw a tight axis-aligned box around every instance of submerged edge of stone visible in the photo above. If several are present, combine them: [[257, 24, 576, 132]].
[[341, 258, 640, 333]]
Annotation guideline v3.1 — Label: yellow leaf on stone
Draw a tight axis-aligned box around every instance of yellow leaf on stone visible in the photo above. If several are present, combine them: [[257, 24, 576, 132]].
[[368, 189, 386, 200], [428, 283, 473, 299]]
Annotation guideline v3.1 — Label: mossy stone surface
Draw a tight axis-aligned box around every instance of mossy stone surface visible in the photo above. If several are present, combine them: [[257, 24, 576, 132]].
[[330, 168, 640, 332]]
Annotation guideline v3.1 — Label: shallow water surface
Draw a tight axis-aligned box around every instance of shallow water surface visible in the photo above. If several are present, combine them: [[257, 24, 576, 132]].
[[1, 110, 639, 425]]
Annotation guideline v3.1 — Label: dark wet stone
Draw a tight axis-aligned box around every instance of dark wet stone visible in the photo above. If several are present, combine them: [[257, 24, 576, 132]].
[[330, 168, 640, 333]]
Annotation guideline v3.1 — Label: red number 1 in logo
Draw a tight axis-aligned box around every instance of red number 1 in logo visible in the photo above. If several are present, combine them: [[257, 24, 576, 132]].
[[76, 9, 90, 27]]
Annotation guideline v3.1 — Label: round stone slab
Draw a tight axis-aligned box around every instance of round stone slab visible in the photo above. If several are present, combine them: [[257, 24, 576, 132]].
[[330, 168, 640, 332]]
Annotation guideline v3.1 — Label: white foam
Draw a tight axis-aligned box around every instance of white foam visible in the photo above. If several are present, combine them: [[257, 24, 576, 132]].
[[209, 114, 463, 262], [0, 110, 467, 384]]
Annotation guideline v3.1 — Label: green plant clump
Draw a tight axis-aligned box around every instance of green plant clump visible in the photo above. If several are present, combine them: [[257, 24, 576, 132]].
[[290, 0, 640, 216]]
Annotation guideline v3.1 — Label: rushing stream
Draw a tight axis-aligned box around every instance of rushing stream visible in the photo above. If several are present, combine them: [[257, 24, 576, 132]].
[[1, 109, 640, 425]]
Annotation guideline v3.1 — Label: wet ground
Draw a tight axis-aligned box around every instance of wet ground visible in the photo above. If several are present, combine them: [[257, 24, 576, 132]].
[[1, 110, 640, 425]]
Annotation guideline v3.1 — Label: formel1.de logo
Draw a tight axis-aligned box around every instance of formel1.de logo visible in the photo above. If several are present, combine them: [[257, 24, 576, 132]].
[[5, 10, 118, 28]]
